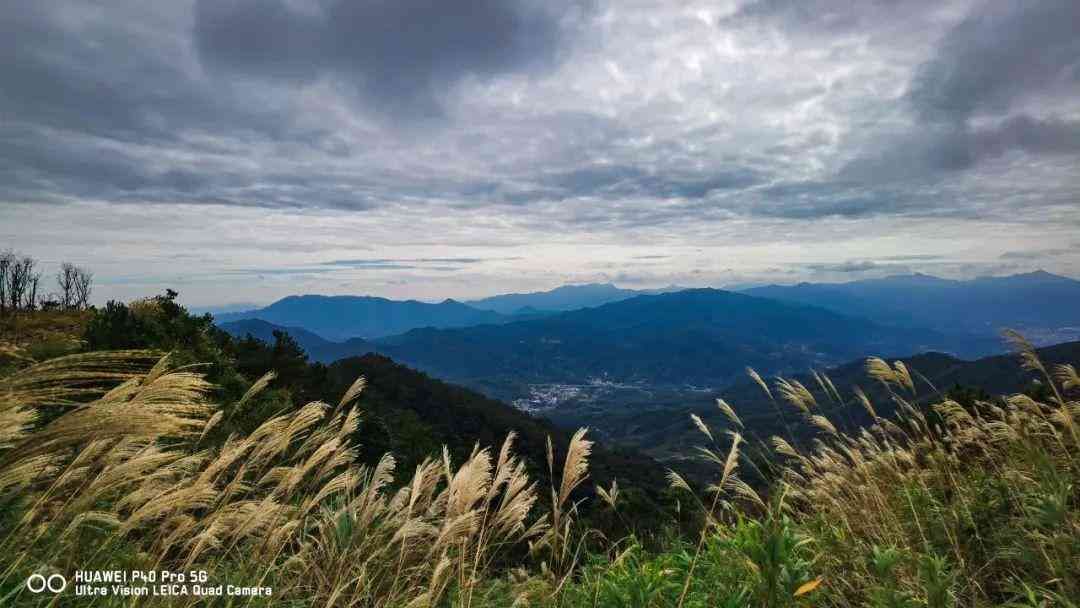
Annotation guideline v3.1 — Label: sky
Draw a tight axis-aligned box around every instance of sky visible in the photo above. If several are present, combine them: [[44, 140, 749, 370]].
[[1, 0, 1079, 306]]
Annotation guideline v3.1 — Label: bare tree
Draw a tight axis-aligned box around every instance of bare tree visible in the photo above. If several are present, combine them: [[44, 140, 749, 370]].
[[27, 272, 40, 311], [0, 250, 11, 316], [57, 262, 77, 309], [0, 252, 42, 312], [55, 262, 93, 310], [72, 265, 93, 309], [5, 255, 27, 311]]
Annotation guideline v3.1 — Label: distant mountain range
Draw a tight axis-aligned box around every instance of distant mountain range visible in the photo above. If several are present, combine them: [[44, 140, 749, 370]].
[[213, 283, 683, 340], [744, 270, 1080, 344], [466, 283, 683, 314], [188, 302, 263, 316], [214, 294, 507, 340], [374, 288, 984, 392], [214, 271, 1079, 408], [223, 288, 986, 393], [213, 271, 1080, 347]]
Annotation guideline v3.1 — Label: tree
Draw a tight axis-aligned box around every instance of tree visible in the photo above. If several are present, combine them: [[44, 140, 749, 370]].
[[0, 251, 10, 315], [57, 263, 76, 309], [0, 251, 41, 313], [57, 262, 93, 310], [27, 271, 40, 311], [83, 300, 147, 349], [72, 265, 93, 309]]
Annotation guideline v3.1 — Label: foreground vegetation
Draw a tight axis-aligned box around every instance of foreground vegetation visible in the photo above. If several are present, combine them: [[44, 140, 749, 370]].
[[1, 299, 1078, 606]]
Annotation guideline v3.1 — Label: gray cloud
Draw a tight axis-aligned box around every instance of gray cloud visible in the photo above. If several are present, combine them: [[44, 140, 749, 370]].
[[210, 257, 528, 278], [538, 165, 762, 201], [877, 254, 948, 262], [845, 1, 1080, 181], [968, 115, 1080, 160], [194, 0, 591, 120], [802, 260, 883, 273], [722, 0, 946, 39], [999, 247, 1078, 260], [0, 3, 290, 145], [847, 116, 1080, 183], [907, 1, 1079, 125], [324, 257, 521, 267], [2, 1, 1079, 303]]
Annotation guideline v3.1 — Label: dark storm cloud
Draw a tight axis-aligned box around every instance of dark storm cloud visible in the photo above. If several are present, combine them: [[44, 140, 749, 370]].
[[0, 3, 292, 145], [845, 1, 1080, 181], [0, 2, 321, 207], [0, 0, 593, 210], [841, 117, 1080, 182], [907, 1, 1080, 125], [967, 115, 1080, 160], [194, 0, 591, 119], [0, 124, 239, 204]]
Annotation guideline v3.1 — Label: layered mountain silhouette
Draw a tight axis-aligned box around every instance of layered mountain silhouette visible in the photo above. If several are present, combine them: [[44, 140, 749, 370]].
[[466, 282, 682, 314], [374, 288, 974, 390], [216, 272, 1077, 403], [224, 289, 981, 391], [744, 271, 1080, 342], [214, 294, 506, 340]]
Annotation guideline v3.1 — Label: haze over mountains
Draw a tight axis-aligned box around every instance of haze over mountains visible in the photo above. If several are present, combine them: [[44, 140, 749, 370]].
[[214, 294, 506, 340], [745, 270, 1080, 345], [375, 288, 957, 391], [465, 283, 683, 315], [216, 283, 682, 339], [217, 270, 1080, 412], [217, 271, 1080, 345]]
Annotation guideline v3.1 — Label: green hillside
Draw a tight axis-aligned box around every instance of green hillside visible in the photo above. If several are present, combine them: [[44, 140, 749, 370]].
[[560, 340, 1080, 463], [377, 289, 961, 389]]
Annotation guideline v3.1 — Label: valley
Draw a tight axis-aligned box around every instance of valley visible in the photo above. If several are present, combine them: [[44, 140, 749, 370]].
[[217, 272, 1080, 467]]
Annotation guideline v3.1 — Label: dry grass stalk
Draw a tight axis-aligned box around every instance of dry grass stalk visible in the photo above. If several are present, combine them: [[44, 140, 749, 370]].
[[715, 398, 743, 429], [775, 377, 816, 412], [1, 358, 557, 608]]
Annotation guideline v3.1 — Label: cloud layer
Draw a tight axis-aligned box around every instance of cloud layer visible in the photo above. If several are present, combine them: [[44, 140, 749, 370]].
[[1, 0, 1078, 304]]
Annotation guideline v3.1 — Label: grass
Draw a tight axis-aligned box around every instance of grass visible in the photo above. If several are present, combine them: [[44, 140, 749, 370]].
[[0, 331, 1077, 606], [0, 310, 91, 373]]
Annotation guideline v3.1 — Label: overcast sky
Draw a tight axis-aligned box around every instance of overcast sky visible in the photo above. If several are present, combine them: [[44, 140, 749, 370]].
[[2, 0, 1078, 306]]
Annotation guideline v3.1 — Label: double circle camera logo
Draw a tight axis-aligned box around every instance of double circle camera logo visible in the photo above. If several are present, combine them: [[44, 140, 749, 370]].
[[26, 573, 67, 594]]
